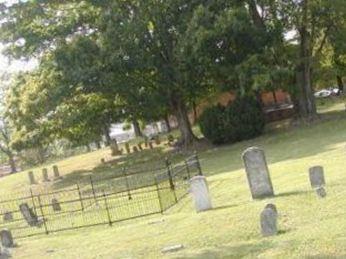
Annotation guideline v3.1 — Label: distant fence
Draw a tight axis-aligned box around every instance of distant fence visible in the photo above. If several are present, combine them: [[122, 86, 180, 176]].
[[0, 153, 202, 239]]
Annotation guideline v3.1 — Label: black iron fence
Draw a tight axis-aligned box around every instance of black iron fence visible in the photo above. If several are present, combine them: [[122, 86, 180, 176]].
[[0, 153, 202, 239]]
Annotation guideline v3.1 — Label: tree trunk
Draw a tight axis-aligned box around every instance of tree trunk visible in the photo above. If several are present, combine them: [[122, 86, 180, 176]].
[[132, 119, 142, 137], [192, 101, 198, 124], [95, 141, 101, 149], [297, 0, 317, 119], [103, 126, 112, 146], [164, 114, 171, 132], [8, 153, 17, 173], [170, 94, 198, 148], [337, 75, 344, 94]]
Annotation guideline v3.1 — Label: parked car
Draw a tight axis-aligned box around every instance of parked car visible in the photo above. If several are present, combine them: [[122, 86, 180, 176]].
[[314, 89, 331, 98]]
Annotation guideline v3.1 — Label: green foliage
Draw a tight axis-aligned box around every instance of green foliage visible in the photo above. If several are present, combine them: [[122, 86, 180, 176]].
[[199, 96, 265, 145]]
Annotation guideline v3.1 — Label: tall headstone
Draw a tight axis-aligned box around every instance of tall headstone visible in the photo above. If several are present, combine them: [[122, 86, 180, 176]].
[[51, 198, 61, 212], [0, 229, 14, 248], [309, 166, 325, 188], [110, 139, 121, 156], [125, 142, 131, 154], [260, 204, 278, 237], [53, 165, 62, 180], [42, 168, 49, 182], [155, 136, 161, 145], [28, 171, 36, 185], [149, 142, 154, 150], [19, 203, 39, 227], [242, 147, 274, 199], [189, 176, 212, 212], [133, 146, 138, 153]]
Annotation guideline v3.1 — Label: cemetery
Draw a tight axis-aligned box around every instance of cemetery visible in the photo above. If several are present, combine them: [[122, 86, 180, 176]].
[[0, 113, 345, 257], [0, 1, 345, 258]]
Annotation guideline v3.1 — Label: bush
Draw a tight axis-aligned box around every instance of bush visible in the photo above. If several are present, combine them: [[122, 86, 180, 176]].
[[199, 96, 265, 144]]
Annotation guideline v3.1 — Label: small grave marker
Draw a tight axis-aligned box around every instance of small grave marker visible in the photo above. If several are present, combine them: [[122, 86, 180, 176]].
[[161, 244, 184, 254], [52, 198, 61, 211], [42, 168, 49, 182], [28, 171, 36, 185], [53, 165, 62, 180], [0, 229, 14, 248], [316, 186, 327, 198], [260, 204, 278, 237], [309, 166, 325, 188], [3, 212, 13, 222], [19, 203, 39, 227]]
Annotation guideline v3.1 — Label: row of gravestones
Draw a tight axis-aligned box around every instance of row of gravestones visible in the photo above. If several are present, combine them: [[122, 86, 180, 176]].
[[28, 165, 62, 185], [189, 146, 327, 237]]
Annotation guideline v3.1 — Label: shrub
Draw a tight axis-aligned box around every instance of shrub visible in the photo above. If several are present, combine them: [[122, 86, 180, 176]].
[[199, 96, 265, 144]]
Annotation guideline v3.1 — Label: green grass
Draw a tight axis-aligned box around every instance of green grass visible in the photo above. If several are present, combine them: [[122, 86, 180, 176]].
[[2, 98, 346, 258]]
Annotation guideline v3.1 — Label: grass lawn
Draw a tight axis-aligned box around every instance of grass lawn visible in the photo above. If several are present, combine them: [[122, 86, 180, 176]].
[[1, 98, 346, 258]]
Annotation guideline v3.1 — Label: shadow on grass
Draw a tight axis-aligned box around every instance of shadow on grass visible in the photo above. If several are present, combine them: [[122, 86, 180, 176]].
[[274, 190, 312, 198], [50, 148, 171, 190]]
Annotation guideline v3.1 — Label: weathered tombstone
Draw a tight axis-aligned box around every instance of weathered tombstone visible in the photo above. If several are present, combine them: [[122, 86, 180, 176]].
[[189, 176, 212, 212], [316, 186, 327, 198], [19, 203, 39, 227], [242, 147, 274, 199], [42, 168, 49, 182], [155, 136, 161, 145], [28, 171, 36, 185], [138, 143, 143, 151], [260, 205, 278, 237], [125, 142, 131, 154], [265, 203, 278, 216], [149, 142, 153, 150], [51, 198, 61, 211], [3, 212, 13, 222], [133, 146, 138, 153], [110, 139, 121, 156], [309, 166, 325, 188], [53, 165, 62, 180], [0, 229, 14, 248]]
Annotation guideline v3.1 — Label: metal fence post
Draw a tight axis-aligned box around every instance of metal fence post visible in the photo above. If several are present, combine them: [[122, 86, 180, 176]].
[[37, 194, 49, 235], [76, 183, 84, 211], [155, 177, 164, 214], [123, 167, 132, 200], [29, 188, 38, 215], [194, 151, 203, 176], [89, 175, 98, 205], [103, 191, 112, 226], [165, 158, 175, 190]]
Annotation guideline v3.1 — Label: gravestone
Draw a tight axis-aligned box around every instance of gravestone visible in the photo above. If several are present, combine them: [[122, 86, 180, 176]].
[[52, 198, 61, 211], [242, 147, 274, 199], [265, 203, 278, 216], [149, 142, 153, 150], [125, 142, 131, 154], [3, 212, 13, 222], [189, 176, 212, 212], [110, 139, 121, 156], [155, 136, 161, 145], [133, 146, 138, 153], [28, 171, 36, 185], [316, 187, 327, 198], [0, 229, 14, 248], [309, 166, 325, 188], [53, 165, 62, 180], [42, 168, 49, 182], [138, 143, 143, 151], [260, 204, 278, 237], [19, 203, 39, 227], [100, 158, 106, 164]]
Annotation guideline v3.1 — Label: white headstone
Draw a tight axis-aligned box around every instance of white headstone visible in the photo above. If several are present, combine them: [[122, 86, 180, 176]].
[[242, 147, 274, 199], [189, 176, 212, 212]]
